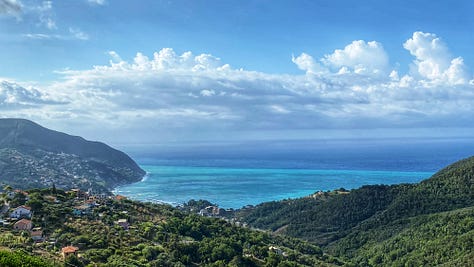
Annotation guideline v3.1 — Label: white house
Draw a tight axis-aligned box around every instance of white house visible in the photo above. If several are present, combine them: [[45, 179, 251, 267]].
[[10, 205, 32, 219]]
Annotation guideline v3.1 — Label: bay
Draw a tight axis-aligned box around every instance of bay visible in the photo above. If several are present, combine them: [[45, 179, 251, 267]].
[[114, 165, 433, 209]]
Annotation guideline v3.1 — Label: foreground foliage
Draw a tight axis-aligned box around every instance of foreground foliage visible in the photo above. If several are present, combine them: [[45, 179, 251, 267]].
[[0, 188, 341, 266], [0, 250, 56, 267]]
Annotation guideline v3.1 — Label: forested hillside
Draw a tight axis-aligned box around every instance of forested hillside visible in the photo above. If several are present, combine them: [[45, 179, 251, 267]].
[[236, 156, 474, 266]]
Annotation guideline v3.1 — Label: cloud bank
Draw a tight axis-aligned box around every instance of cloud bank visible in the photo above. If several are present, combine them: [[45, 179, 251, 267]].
[[2, 31, 474, 143], [0, 80, 64, 108]]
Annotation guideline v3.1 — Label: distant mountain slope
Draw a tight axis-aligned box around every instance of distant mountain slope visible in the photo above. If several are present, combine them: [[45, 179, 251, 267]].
[[381, 156, 474, 219], [0, 118, 145, 192], [236, 156, 474, 266], [235, 184, 412, 245]]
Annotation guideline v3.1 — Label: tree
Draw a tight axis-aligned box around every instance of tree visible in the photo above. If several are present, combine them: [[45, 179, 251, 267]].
[[64, 255, 84, 267], [3, 185, 12, 192], [10, 192, 27, 207]]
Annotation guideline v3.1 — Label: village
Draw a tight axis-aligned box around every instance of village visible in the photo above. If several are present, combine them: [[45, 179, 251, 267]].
[[0, 184, 333, 266], [0, 148, 118, 195], [0, 184, 318, 266], [0, 187, 131, 262]]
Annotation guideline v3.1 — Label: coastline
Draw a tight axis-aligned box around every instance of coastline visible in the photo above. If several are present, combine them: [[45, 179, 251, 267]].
[[141, 172, 151, 182], [112, 164, 434, 209]]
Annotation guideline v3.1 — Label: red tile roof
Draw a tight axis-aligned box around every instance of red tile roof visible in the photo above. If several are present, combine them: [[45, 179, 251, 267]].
[[14, 218, 32, 226], [115, 195, 127, 200], [61, 246, 79, 253]]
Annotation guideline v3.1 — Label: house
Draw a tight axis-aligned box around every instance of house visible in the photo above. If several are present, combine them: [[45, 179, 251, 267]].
[[10, 205, 32, 219], [116, 219, 129, 230], [31, 230, 44, 242], [199, 206, 221, 216], [44, 195, 59, 203], [115, 195, 127, 201], [69, 189, 87, 199], [198, 209, 209, 216], [13, 219, 32, 231], [72, 204, 93, 216], [89, 193, 108, 200], [269, 246, 284, 256], [61, 246, 79, 258]]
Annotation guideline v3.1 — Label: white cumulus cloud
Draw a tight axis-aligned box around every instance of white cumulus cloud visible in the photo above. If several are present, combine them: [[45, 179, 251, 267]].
[[291, 53, 326, 74], [403, 31, 468, 85], [322, 40, 390, 76]]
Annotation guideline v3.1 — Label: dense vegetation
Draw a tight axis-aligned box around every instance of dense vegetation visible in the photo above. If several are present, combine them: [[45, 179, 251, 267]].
[[330, 206, 474, 266], [0, 188, 342, 266], [235, 185, 410, 245], [0, 250, 55, 267], [236, 156, 474, 266]]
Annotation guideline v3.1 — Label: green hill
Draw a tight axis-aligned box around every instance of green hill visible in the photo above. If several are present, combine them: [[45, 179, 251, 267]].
[[236, 156, 474, 266], [0, 188, 342, 267], [381, 156, 474, 220]]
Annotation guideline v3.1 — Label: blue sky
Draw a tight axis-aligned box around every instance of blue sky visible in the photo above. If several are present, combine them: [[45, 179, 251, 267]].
[[1, 0, 474, 147]]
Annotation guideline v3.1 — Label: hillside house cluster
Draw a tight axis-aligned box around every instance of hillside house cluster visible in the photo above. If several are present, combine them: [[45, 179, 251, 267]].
[[4, 202, 44, 242], [0, 187, 133, 258]]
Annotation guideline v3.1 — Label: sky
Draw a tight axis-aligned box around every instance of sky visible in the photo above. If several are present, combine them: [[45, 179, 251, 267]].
[[1, 0, 474, 149]]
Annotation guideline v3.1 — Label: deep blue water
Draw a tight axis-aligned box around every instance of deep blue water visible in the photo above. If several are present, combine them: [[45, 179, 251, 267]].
[[114, 138, 474, 209]]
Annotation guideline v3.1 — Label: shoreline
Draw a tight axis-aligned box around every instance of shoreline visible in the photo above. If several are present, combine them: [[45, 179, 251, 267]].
[[112, 165, 434, 209]]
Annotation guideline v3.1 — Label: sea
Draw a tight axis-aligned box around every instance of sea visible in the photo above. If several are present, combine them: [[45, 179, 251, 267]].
[[113, 138, 474, 209]]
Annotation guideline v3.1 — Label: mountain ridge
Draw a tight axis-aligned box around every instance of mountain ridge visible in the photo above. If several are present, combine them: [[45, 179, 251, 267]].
[[0, 118, 145, 192]]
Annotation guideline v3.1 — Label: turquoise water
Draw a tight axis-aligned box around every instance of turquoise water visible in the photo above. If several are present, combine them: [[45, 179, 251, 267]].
[[114, 165, 433, 209]]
